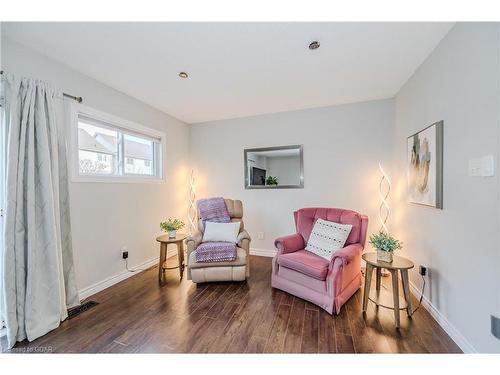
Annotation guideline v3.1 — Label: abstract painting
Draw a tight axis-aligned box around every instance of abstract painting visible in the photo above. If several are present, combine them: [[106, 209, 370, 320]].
[[407, 121, 443, 209]]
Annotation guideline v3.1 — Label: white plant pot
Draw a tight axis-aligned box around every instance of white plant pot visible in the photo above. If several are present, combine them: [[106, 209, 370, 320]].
[[168, 230, 177, 239], [377, 249, 393, 263]]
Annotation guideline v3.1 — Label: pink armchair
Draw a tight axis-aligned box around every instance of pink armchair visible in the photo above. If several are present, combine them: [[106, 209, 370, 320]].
[[271, 208, 368, 314]]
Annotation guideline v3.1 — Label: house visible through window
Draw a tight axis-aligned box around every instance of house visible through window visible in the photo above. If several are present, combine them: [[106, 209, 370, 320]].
[[78, 121, 117, 175], [74, 106, 164, 181]]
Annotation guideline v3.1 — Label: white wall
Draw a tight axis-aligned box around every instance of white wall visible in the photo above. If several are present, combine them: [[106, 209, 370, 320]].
[[392, 23, 500, 352], [1, 37, 190, 294], [190, 99, 394, 252]]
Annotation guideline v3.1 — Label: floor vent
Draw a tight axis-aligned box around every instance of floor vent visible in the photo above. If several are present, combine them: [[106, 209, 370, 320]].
[[67, 301, 99, 319]]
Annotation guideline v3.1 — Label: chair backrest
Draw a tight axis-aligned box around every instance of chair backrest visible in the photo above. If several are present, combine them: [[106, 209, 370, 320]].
[[197, 198, 244, 233], [293, 208, 368, 246]]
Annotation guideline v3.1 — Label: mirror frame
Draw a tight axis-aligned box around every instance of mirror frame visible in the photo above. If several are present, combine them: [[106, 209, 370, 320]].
[[244, 145, 304, 189]]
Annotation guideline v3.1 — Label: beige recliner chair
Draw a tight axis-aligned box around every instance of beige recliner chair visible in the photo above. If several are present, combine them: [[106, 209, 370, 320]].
[[186, 199, 251, 283]]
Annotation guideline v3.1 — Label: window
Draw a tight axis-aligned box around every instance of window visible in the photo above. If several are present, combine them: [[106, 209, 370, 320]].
[[71, 104, 166, 182]]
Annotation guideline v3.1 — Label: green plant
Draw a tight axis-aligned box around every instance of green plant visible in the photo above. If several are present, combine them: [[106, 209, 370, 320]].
[[368, 231, 402, 253], [266, 176, 279, 186], [160, 218, 185, 232]]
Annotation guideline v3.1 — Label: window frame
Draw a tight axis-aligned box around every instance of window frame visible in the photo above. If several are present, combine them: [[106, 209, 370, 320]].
[[69, 103, 167, 183]]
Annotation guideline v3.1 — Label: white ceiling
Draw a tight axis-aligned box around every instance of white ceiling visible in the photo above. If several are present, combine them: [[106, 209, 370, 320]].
[[3, 22, 453, 124]]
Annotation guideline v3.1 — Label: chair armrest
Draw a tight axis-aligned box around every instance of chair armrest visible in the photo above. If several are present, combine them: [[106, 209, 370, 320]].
[[186, 231, 203, 257], [275, 233, 305, 255], [237, 229, 251, 250], [329, 243, 363, 270]]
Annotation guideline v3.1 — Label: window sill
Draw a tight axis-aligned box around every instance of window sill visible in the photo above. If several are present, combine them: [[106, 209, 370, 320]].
[[71, 175, 166, 184]]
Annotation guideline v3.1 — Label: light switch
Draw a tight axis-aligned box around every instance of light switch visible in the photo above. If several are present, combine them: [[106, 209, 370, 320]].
[[469, 155, 495, 177], [480, 155, 494, 177], [469, 158, 481, 176]]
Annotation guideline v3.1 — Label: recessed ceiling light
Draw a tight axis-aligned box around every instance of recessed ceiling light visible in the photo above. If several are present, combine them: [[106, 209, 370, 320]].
[[179, 72, 189, 78], [308, 41, 320, 50]]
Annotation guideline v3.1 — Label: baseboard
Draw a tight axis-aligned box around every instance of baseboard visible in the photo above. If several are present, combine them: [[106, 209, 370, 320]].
[[78, 256, 159, 300], [250, 248, 277, 257], [409, 281, 477, 353]]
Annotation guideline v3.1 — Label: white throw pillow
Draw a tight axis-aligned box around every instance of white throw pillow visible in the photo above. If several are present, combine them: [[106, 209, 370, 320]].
[[202, 221, 240, 243], [305, 219, 352, 261]]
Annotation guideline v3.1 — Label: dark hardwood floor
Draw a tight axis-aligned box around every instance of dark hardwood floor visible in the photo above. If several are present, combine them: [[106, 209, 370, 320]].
[[1, 255, 462, 353]]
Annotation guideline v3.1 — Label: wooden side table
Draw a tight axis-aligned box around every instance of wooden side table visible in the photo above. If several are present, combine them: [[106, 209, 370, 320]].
[[156, 233, 187, 283], [362, 252, 414, 328]]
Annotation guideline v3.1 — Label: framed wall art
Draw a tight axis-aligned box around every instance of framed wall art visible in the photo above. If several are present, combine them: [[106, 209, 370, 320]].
[[407, 120, 443, 209]]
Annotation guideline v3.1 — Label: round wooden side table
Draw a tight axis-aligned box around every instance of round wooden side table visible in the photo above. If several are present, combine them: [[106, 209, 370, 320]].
[[156, 233, 188, 283], [362, 252, 414, 328]]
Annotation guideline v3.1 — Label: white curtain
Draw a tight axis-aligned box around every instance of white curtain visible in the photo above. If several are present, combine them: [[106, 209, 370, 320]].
[[1, 73, 79, 349]]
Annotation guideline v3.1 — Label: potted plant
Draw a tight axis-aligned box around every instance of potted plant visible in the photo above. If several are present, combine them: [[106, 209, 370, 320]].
[[368, 231, 402, 263], [160, 218, 185, 239], [266, 176, 279, 186]]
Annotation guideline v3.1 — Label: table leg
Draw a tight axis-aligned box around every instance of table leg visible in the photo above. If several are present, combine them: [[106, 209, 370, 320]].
[[390, 269, 400, 328], [362, 264, 374, 312], [376, 268, 382, 291], [401, 269, 413, 316], [181, 240, 186, 267], [159, 242, 167, 283], [177, 242, 184, 280]]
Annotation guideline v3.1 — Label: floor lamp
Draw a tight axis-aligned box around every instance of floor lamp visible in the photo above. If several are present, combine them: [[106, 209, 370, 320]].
[[188, 169, 197, 235], [378, 163, 391, 276], [378, 163, 391, 234]]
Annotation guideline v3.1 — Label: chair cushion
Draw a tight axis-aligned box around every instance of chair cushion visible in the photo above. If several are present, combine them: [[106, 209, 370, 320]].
[[277, 250, 330, 281]]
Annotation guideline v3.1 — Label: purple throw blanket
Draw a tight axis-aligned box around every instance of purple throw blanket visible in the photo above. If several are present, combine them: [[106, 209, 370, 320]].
[[196, 242, 237, 263], [197, 197, 231, 224], [196, 197, 236, 263]]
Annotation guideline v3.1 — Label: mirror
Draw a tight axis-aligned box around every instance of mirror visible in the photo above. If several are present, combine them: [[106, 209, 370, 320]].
[[244, 145, 303, 189]]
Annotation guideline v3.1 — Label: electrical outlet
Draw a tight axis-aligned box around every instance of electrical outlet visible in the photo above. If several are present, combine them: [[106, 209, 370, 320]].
[[257, 232, 265, 240], [419, 265, 427, 276], [121, 246, 128, 259]]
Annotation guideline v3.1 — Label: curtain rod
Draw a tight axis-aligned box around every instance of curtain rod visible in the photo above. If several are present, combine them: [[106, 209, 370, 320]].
[[0, 70, 83, 103]]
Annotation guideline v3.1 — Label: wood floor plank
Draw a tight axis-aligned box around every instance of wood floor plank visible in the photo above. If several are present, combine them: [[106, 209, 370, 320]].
[[334, 302, 353, 335], [227, 298, 269, 353], [189, 302, 240, 353], [283, 298, 306, 353], [251, 288, 286, 339], [245, 336, 267, 353], [346, 292, 375, 353], [301, 309, 319, 353], [264, 304, 292, 353], [187, 283, 231, 323], [336, 333, 356, 353], [208, 297, 267, 353], [4, 256, 461, 354], [205, 284, 240, 318], [280, 292, 294, 306], [318, 309, 336, 353]]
